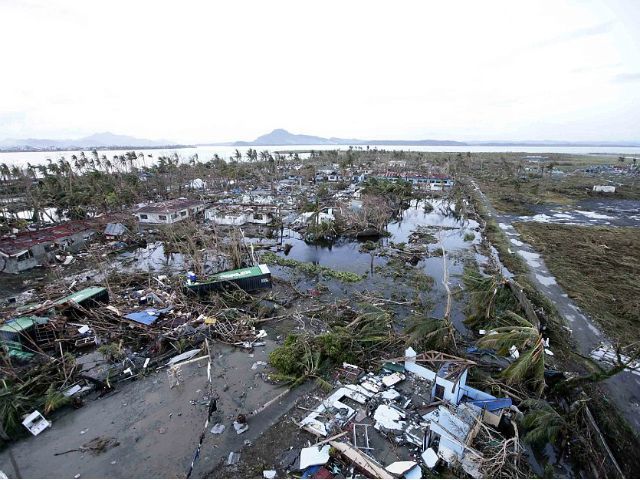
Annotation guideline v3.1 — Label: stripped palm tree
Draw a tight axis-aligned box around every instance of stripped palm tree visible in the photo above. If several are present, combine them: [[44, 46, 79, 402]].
[[477, 311, 546, 394]]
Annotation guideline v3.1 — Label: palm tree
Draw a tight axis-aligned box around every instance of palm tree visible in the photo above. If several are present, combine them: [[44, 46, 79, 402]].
[[0, 163, 10, 183], [234, 149, 242, 162], [477, 311, 546, 394]]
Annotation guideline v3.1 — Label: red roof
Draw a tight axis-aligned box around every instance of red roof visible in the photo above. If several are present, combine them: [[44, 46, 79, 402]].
[[0, 222, 95, 256]]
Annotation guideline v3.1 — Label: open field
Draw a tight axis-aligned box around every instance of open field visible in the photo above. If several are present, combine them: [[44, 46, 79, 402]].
[[514, 223, 640, 344], [465, 153, 640, 215]]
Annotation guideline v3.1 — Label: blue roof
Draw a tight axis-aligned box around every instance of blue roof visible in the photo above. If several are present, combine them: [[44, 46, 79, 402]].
[[124, 307, 172, 326], [468, 397, 512, 411]]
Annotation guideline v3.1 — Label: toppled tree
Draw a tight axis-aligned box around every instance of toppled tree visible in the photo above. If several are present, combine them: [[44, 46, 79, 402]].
[[477, 312, 546, 395]]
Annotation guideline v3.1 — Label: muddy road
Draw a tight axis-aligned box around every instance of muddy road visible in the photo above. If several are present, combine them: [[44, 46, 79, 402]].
[[0, 340, 315, 478]]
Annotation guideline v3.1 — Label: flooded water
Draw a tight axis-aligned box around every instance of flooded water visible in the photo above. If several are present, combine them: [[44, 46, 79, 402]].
[[268, 199, 481, 335], [3, 144, 640, 167], [502, 199, 640, 227]]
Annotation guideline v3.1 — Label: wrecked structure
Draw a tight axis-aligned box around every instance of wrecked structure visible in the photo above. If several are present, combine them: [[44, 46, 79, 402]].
[[0, 222, 95, 273], [298, 349, 516, 478], [134, 199, 207, 225]]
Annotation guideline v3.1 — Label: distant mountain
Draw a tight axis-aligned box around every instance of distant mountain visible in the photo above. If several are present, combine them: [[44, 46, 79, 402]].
[[0, 132, 183, 151], [227, 129, 467, 147]]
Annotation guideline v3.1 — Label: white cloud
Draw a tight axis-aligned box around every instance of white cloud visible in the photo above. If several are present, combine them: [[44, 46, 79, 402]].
[[0, 0, 639, 142]]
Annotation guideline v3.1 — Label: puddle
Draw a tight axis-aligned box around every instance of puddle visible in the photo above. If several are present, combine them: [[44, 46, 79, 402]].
[[517, 250, 541, 268], [535, 274, 557, 287], [504, 199, 640, 227], [575, 210, 614, 220], [510, 239, 524, 247]]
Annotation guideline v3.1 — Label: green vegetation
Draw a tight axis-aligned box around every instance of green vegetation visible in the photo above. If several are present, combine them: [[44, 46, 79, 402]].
[[514, 223, 640, 343], [269, 305, 398, 384], [361, 177, 413, 201], [262, 252, 365, 282], [464, 153, 640, 215]]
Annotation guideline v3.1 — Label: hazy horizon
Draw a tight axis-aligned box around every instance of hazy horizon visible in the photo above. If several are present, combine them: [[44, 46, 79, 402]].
[[1, 1, 639, 144]]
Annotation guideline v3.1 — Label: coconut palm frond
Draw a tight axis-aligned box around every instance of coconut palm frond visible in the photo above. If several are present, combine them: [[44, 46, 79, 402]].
[[43, 385, 70, 415], [463, 269, 519, 326], [501, 310, 534, 328], [407, 315, 456, 352], [501, 336, 546, 394], [477, 326, 539, 354], [520, 399, 567, 445]]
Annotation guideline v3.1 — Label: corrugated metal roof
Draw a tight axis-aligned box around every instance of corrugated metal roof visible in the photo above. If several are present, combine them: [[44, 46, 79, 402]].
[[124, 307, 172, 326], [0, 316, 49, 333], [104, 223, 127, 236], [0, 222, 95, 256], [467, 397, 512, 411], [55, 286, 107, 305], [135, 199, 205, 214]]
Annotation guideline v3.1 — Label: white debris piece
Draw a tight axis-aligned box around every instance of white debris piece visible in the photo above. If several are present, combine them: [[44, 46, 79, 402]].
[[361, 381, 381, 393], [233, 421, 249, 434], [256, 330, 268, 339], [299, 445, 331, 469], [373, 404, 406, 431], [509, 345, 520, 360], [210, 423, 225, 434], [166, 349, 201, 366], [380, 389, 401, 400], [382, 372, 405, 387], [22, 410, 51, 436], [386, 461, 417, 475], [422, 448, 439, 468], [404, 465, 422, 479], [263, 470, 277, 479], [300, 385, 371, 436]]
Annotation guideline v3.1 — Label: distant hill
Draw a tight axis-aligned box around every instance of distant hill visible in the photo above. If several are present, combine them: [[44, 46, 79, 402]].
[[228, 129, 467, 146], [0, 132, 183, 151]]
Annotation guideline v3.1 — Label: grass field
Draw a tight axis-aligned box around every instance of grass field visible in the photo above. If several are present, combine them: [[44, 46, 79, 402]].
[[514, 223, 640, 344]]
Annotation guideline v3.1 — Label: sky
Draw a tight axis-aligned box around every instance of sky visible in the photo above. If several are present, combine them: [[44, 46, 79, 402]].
[[1, 0, 639, 143]]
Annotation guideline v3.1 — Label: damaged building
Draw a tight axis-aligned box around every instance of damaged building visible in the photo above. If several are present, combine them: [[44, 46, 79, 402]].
[[0, 222, 96, 274], [298, 348, 515, 478]]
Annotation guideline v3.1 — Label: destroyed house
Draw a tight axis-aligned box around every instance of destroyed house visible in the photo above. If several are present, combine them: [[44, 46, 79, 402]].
[[0, 222, 96, 274], [205, 205, 277, 226], [185, 264, 272, 295], [0, 316, 50, 360], [134, 199, 206, 225], [299, 348, 513, 478], [374, 173, 454, 190]]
